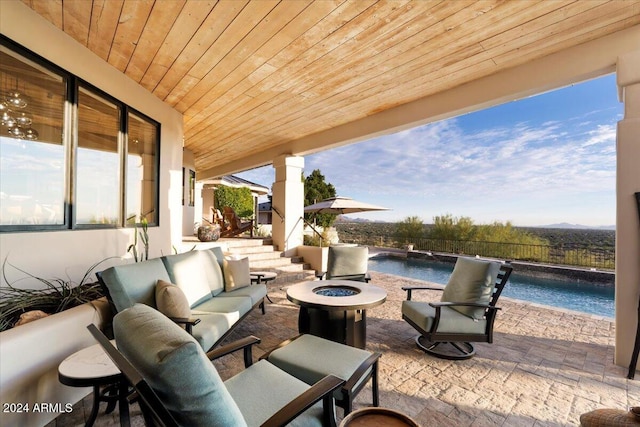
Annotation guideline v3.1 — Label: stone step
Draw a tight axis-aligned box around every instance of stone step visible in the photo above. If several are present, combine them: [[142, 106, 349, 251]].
[[220, 237, 272, 248], [231, 247, 282, 259], [249, 257, 298, 269], [215, 237, 316, 285]]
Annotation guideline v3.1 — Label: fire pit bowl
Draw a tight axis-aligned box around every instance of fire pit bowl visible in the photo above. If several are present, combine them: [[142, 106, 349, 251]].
[[313, 286, 361, 297]]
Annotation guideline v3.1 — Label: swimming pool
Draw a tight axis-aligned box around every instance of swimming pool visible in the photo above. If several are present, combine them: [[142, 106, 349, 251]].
[[368, 256, 615, 318]]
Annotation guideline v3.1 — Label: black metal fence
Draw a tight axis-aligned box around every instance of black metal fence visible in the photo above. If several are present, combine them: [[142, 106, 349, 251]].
[[339, 235, 615, 270]]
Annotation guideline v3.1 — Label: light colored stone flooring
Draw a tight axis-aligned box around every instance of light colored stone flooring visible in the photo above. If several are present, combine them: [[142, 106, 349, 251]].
[[49, 272, 639, 426]]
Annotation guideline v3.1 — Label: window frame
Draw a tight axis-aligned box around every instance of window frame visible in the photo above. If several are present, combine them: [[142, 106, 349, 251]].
[[0, 36, 161, 232]]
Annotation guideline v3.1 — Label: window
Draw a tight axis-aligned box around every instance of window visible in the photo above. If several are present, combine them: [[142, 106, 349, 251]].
[[188, 169, 195, 207], [0, 37, 160, 231], [127, 111, 158, 225], [76, 87, 121, 225], [0, 44, 67, 228]]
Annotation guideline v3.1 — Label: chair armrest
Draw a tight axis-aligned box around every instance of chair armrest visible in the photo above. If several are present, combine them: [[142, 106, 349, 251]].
[[402, 285, 444, 300], [258, 335, 303, 361], [343, 352, 381, 392], [206, 336, 261, 368], [260, 375, 344, 427], [429, 301, 499, 310], [168, 316, 201, 335]]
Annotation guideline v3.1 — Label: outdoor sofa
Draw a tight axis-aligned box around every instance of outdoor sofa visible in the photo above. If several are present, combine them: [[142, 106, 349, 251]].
[[98, 247, 266, 351]]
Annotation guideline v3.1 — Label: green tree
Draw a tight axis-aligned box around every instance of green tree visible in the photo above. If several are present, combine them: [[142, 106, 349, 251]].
[[395, 216, 424, 243], [304, 169, 336, 228], [214, 186, 254, 219], [429, 214, 476, 241]]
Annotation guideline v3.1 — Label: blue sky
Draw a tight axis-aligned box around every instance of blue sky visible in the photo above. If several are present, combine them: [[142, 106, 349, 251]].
[[238, 74, 621, 227]]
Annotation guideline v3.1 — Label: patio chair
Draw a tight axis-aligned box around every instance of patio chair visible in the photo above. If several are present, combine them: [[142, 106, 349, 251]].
[[88, 303, 344, 427], [260, 334, 381, 416], [317, 246, 371, 282], [211, 208, 226, 230], [221, 206, 254, 238], [401, 257, 513, 360]]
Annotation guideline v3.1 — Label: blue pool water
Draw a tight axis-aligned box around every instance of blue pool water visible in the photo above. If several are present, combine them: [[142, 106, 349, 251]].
[[368, 257, 615, 318]]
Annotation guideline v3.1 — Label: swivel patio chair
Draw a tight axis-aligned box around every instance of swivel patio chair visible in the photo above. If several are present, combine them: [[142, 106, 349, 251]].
[[401, 256, 513, 360], [89, 303, 343, 427], [317, 246, 371, 282]]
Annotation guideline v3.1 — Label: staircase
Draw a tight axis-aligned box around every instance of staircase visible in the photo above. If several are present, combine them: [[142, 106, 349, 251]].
[[220, 238, 317, 285]]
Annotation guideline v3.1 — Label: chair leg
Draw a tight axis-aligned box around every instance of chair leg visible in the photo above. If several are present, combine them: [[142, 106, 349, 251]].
[[342, 390, 353, 416], [372, 359, 379, 407], [415, 336, 476, 360]]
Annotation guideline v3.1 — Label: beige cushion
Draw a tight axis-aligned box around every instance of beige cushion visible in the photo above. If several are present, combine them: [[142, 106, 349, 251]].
[[155, 280, 191, 322], [223, 257, 251, 292], [441, 257, 501, 319]]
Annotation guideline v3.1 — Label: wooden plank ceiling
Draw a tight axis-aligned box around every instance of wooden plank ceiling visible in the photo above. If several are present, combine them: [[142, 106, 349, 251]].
[[21, 0, 640, 175]]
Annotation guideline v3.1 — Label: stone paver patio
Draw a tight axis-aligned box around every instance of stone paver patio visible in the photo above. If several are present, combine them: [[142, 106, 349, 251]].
[[49, 272, 639, 426]]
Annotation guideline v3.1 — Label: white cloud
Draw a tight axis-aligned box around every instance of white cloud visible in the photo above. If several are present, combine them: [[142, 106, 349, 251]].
[[237, 93, 619, 227]]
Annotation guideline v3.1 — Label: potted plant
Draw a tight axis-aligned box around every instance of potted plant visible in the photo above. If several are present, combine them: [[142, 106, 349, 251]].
[[0, 257, 110, 331]]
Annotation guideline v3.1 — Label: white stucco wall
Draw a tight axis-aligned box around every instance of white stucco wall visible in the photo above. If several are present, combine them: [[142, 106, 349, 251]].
[[0, 1, 184, 284], [615, 49, 640, 370]]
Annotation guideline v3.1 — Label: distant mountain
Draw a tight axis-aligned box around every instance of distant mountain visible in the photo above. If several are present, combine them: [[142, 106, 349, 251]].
[[334, 216, 386, 223], [537, 223, 615, 230]]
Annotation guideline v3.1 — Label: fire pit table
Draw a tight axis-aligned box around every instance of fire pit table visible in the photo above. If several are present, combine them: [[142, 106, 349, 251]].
[[286, 280, 387, 349]]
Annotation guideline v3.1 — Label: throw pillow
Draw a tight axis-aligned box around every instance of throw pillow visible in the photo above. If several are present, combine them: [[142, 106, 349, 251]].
[[441, 257, 501, 319], [223, 257, 251, 292], [155, 280, 191, 324]]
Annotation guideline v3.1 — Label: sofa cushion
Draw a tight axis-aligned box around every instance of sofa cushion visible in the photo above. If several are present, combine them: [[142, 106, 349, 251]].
[[441, 257, 500, 319], [193, 296, 252, 317], [114, 304, 246, 427], [190, 312, 241, 351], [223, 257, 251, 292], [100, 258, 171, 312], [155, 280, 191, 323], [224, 360, 323, 427], [161, 252, 213, 308], [198, 249, 225, 296], [217, 284, 267, 306], [208, 247, 226, 287]]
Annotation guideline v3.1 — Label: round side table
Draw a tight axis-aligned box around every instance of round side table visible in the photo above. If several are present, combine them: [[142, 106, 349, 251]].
[[250, 271, 277, 303], [58, 341, 130, 427]]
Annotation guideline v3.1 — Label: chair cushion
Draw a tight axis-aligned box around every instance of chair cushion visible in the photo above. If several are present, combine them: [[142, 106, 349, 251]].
[[402, 300, 487, 335], [113, 304, 246, 427], [223, 257, 251, 292], [224, 360, 324, 427], [155, 280, 191, 324], [327, 246, 368, 280], [441, 257, 501, 319], [100, 258, 171, 312], [161, 251, 213, 308], [267, 334, 374, 400]]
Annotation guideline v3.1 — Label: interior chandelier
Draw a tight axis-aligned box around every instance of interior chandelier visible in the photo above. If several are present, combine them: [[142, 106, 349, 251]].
[[1, 88, 38, 140]]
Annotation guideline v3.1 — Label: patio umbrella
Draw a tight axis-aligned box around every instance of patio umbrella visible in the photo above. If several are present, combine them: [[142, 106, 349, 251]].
[[304, 196, 389, 215]]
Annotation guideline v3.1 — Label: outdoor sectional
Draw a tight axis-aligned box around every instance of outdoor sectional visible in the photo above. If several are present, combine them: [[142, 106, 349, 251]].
[[98, 247, 267, 352]]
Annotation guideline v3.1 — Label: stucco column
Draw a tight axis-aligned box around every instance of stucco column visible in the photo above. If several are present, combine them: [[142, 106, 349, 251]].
[[271, 155, 305, 255], [615, 49, 640, 369]]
